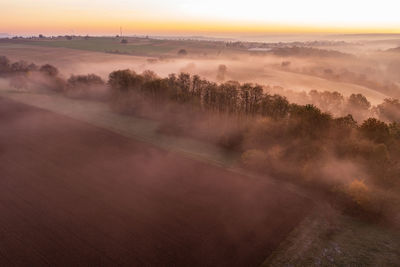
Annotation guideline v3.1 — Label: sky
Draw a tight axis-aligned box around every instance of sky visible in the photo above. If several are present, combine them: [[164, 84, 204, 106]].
[[1, 0, 400, 36]]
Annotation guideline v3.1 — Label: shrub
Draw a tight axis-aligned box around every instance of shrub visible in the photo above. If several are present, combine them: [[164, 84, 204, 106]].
[[40, 64, 59, 77], [377, 98, 400, 122], [67, 74, 105, 87], [346, 179, 371, 207], [360, 118, 390, 143], [218, 130, 244, 151], [0, 56, 10, 74], [177, 49, 187, 56], [66, 74, 106, 99]]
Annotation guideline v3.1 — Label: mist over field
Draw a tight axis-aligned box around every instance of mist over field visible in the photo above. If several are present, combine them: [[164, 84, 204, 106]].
[[3, 36, 399, 102], [1, 0, 400, 265]]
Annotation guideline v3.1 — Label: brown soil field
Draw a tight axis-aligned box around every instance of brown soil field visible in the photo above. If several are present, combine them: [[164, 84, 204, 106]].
[[0, 97, 311, 266]]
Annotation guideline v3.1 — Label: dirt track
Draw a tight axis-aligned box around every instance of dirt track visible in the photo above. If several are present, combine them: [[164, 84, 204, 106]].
[[0, 97, 311, 266]]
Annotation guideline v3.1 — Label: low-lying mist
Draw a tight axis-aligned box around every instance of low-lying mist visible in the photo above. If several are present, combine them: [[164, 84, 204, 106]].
[[2, 42, 399, 104], [1, 54, 400, 226]]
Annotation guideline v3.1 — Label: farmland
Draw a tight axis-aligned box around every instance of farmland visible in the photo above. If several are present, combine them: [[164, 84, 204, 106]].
[[1, 34, 400, 265], [3, 0, 400, 265], [0, 38, 394, 105], [0, 37, 231, 57], [0, 97, 311, 266], [2, 37, 176, 56]]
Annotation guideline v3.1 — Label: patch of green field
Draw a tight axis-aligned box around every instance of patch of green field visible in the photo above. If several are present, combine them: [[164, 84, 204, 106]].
[[263, 205, 400, 266], [0, 43, 33, 49], [4, 37, 176, 56], [0, 37, 237, 57]]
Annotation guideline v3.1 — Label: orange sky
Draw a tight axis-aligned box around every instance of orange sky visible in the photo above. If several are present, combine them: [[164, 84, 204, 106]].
[[1, 0, 399, 35]]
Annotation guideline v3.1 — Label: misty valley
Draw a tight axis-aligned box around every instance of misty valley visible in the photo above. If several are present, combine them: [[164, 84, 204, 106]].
[[1, 34, 400, 266]]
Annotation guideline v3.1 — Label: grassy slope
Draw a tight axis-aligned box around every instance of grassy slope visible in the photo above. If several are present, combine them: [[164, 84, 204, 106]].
[[2, 38, 175, 56], [0, 37, 231, 57], [263, 205, 400, 266]]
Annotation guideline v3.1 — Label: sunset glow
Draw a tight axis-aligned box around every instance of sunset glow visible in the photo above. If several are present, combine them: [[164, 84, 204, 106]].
[[1, 0, 400, 35]]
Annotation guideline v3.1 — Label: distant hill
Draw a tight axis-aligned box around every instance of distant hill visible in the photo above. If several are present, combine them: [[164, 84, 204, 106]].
[[269, 46, 352, 58], [0, 33, 9, 38], [386, 47, 400, 53]]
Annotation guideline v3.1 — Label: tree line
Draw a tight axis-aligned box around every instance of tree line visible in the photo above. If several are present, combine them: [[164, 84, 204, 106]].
[[105, 68, 400, 221], [2, 55, 400, 221]]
